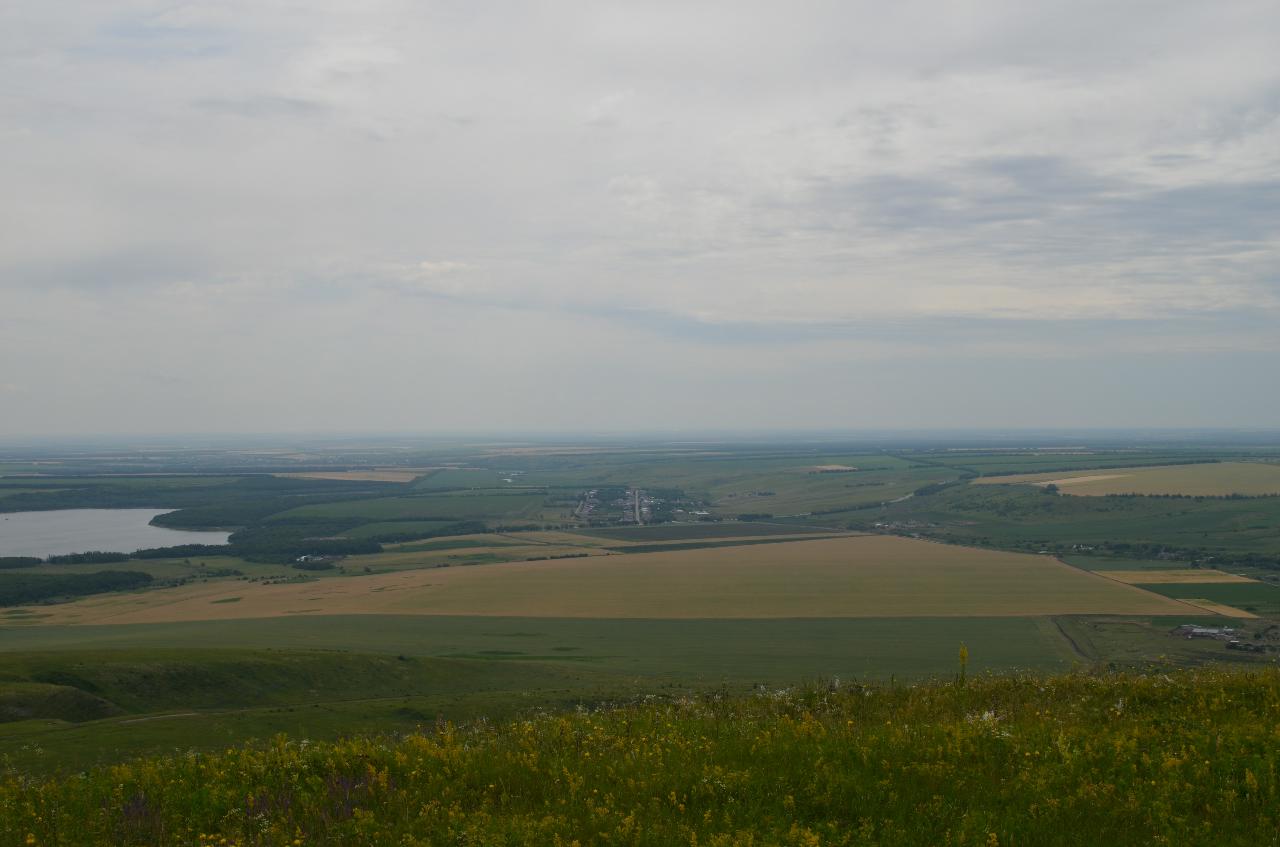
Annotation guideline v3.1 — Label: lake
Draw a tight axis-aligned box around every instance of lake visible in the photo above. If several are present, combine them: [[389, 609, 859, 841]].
[[0, 510, 230, 559]]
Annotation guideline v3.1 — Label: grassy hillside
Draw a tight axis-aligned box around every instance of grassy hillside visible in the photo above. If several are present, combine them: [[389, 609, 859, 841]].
[[3, 667, 1278, 845], [0, 650, 642, 772], [0, 650, 601, 715]]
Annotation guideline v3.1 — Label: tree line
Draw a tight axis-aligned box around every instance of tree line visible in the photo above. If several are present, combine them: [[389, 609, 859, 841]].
[[0, 571, 154, 606]]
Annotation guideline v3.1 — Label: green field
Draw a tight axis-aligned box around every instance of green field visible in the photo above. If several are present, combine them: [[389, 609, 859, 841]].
[[952, 451, 1247, 475], [1140, 582, 1280, 616], [6, 613, 1266, 774], [270, 493, 547, 522], [340, 520, 457, 539], [703, 464, 955, 515], [389, 536, 523, 553], [412, 468, 527, 489], [0, 615, 1078, 681], [867, 483, 1280, 557], [0, 615, 1087, 770]]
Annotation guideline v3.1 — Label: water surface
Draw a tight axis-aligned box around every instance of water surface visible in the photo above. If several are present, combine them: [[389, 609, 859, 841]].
[[0, 509, 229, 559]]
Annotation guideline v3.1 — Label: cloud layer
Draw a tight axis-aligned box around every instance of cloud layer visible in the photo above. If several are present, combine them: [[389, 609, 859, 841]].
[[2, 1, 1278, 433]]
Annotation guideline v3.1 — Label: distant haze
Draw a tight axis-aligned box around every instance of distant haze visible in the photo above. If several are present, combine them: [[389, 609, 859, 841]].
[[2, 2, 1278, 435]]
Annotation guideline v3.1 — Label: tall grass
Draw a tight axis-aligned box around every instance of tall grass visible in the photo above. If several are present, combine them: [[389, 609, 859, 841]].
[[4, 667, 1279, 845]]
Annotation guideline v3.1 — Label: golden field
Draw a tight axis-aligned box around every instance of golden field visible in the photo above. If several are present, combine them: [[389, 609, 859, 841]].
[[973, 462, 1280, 496], [22, 535, 1192, 626], [1104, 569, 1258, 584], [1177, 598, 1259, 618]]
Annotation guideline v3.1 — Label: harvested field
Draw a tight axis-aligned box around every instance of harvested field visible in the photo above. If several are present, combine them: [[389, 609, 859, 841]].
[[1104, 570, 1258, 585], [1178, 599, 1258, 618], [1041, 474, 1127, 486], [29, 536, 1191, 626], [972, 462, 1280, 496]]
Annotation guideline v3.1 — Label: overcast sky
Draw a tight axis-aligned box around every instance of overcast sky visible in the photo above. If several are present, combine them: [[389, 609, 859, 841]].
[[2, 1, 1278, 436]]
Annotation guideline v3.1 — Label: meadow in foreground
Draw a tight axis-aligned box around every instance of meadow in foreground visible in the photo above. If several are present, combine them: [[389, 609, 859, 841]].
[[4, 666, 1279, 846]]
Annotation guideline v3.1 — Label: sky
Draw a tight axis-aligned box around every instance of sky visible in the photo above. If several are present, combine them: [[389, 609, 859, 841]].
[[2, 1, 1278, 436]]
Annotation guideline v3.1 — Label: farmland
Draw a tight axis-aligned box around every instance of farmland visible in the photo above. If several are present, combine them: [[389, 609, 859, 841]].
[[1103, 569, 1259, 584], [0, 615, 1081, 684], [1141, 582, 1280, 617], [272, 468, 434, 483], [973, 461, 1280, 496], [269, 492, 547, 522], [4, 435, 1280, 778], [866, 481, 1280, 558], [14, 535, 1192, 625]]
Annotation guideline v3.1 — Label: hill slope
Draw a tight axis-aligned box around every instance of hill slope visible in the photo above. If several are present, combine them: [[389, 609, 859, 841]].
[[4, 667, 1278, 845]]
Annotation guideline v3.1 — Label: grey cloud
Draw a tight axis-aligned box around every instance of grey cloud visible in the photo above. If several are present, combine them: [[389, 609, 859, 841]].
[[793, 156, 1279, 273], [191, 96, 327, 119], [1107, 181, 1280, 241], [2, 0, 1280, 434], [6, 249, 215, 291]]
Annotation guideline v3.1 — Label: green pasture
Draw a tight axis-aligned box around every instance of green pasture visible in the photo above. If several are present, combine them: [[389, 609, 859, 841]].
[[413, 469, 525, 489], [1056, 614, 1279, 667], [390, 536, 523, 553], [0, 615, 1079, 682], [22, 555, 314, 584], [706, 466, 956, 515], [341, 520, 456, 539], [943, 451, 1242, 476], [0, 614, 1094, 772], [1140, 582, 1280, 617], [269, 493, 547, 522], [447, 451, 920, 499]]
